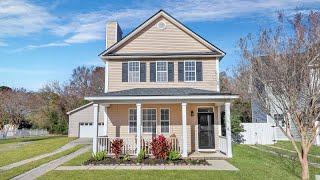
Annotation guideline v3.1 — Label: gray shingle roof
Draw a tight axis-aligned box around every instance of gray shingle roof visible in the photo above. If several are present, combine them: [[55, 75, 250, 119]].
[[102, 88, 233, 97]]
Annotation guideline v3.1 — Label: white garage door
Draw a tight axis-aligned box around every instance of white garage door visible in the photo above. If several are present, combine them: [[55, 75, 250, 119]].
[[79, 122, 104, 138]]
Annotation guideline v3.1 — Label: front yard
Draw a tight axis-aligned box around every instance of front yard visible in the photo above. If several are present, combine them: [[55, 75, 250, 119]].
[[0, 136, 75, 167], [39, 144, 320, 180]]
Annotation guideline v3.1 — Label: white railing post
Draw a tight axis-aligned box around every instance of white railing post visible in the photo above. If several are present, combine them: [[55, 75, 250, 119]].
[[225, 102, 232, 158], [136, 103, 142, 155], [93, 104, 99, 154], [181, 102, 188, 158]]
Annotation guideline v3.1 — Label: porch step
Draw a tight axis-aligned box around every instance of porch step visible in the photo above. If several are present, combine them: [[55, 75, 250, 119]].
[[188, 151, 228, 160]]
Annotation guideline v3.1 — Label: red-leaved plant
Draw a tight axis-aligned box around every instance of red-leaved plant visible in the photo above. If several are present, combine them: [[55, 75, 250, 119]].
[[111, 138, 123, 158], [150, 135, 171, 159]]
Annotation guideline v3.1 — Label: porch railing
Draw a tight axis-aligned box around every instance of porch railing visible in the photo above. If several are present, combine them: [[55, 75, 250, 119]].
[[219, 136, 227, 154], [97, 135, 180, 155]]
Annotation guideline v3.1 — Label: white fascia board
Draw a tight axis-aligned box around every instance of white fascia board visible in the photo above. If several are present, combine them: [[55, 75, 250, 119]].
[[85, 95, 239, 101]]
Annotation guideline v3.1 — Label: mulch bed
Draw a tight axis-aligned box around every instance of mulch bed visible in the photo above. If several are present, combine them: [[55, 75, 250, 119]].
[[84, 157, 210, 166]]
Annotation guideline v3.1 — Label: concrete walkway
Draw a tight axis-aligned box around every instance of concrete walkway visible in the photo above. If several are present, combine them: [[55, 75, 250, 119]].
[[12, 145, 90, 180], [55, 160, 238, 171], [0, 138, 91, 171]]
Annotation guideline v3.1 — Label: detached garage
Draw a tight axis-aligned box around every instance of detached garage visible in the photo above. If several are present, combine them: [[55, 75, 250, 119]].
[[67, 102, 105, 138]]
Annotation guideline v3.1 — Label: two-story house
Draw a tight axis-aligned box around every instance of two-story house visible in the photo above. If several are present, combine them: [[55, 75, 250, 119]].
[[67, 10, 238, 158]]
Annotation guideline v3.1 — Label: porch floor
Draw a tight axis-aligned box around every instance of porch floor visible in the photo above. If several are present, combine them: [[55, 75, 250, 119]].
[[189, 151, 228, 159]]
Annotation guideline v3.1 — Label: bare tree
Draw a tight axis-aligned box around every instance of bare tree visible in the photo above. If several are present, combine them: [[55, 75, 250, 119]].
[[240, 11, 320, 180]]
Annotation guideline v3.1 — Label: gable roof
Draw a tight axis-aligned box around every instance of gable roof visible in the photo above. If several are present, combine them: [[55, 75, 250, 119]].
[[100, 10, 225, 57], [66, 102, 93, 115]]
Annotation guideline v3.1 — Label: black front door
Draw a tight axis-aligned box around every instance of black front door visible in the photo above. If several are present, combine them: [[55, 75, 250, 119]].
[[198, 111, 215, 149]]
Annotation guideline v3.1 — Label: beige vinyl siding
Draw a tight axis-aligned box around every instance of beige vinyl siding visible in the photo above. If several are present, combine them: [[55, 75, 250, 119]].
[[108, 58, 218, 92], [113, 17, 212, 54], [68, 104, 104, 137], [105, 103, 220, 153]]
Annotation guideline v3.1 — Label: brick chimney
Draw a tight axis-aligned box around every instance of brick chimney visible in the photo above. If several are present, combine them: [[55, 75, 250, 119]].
[[106, 21, 122, 49]]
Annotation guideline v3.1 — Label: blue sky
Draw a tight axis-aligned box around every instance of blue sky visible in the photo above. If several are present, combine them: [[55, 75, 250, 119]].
[[1, 0, 320, 91]]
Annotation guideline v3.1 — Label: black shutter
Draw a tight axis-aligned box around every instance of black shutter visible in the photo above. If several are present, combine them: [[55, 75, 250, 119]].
[[196, 61, 203, 81], [150, 62, 156, 82], [140, 62, 146, 82], [168, 62, 174, 82], [178, 62, 184, 81], [122, 62, 128, 82]]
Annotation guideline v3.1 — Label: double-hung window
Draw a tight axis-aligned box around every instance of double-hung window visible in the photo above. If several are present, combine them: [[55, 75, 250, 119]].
[[160, 109, 170, 133], [184, 61, 196, 82], [128, 61, 140, 82], [142, 109, 156, 133], [129, 109, 137, 133], [156, 61, 168, 82]]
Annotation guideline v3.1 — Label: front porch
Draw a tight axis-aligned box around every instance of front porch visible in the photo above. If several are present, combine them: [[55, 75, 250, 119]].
[[85, 89, 237, 159]]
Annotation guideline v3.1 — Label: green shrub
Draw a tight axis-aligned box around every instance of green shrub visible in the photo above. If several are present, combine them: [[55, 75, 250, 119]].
[[92, 151, 105, 161], [137, 149, 146, 163], [123, 154, 130, 161], [168, 150, 181, 161]]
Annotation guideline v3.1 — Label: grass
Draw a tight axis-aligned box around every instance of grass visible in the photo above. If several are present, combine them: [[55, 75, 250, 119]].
[[271, 141, 320, 156], [257, 145, 320, 164], [0, 144, 84, 180], [39, 145, 320, 180], [0, 136, 55, 145], [0, 136, 76, 167], [63, 151, 92, 166]]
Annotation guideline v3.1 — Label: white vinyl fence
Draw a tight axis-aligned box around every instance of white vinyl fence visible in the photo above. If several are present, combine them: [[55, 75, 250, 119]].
[[240, 123, 276, 145], [0, 129, 49, 139]]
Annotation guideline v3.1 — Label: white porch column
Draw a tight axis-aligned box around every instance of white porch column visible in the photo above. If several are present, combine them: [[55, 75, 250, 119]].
[[103, 105, 109, 136], [136, 103, 142, 155], [104, 60, 109, 93], [93, 104, 99, 154], [225, 102, 232, 158], [181, 102, 188, 157]]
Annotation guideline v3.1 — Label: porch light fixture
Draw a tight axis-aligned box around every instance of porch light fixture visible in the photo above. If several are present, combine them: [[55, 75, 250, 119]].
[[191, 110, 194, 117]]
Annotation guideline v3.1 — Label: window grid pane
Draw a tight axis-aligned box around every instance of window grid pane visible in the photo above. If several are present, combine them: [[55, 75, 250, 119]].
[[128, 62, 140, 82], [156, 61, 168, 82], [142, 109, 156, 133], [185, 61, 196, 81], [160, 109, 169, 133], [129, 109, 137, 133]]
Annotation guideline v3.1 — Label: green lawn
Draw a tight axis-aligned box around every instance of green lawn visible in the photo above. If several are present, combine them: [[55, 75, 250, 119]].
[[0, 136, 76, 167], [39, 145, 320, 180], [272, 141, 320, 156], [0, 145, 84, 180], [63, 151, 92, 166]]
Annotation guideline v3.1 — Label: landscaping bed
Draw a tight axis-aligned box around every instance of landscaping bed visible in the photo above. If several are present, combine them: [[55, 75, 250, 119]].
[[84, 156, 209, 166]]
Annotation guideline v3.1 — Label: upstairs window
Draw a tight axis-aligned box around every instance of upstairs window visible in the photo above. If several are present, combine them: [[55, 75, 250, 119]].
[[156, 61, 168, 82], [128, 61, 140, 82], [184, 61, 196, 82]]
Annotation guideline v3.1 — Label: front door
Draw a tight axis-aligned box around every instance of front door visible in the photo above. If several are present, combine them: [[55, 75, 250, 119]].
[[198, 108, 215, 149]]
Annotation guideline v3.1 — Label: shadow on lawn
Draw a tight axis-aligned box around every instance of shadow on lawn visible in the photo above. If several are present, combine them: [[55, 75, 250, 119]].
[[275, 151, 301, 179]]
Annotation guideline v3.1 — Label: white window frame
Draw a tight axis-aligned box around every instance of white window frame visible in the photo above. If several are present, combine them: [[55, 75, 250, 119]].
[[160, 108, 170, 133], [142, 108, 157, 134], [128, 61, 140, 82], [128, 108, 137, 133], [156, 61, 168, 82], [184, 60, 196, 82]]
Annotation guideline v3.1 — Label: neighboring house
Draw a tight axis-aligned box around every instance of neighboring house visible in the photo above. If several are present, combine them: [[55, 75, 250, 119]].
[[68, 10, 239, 158]]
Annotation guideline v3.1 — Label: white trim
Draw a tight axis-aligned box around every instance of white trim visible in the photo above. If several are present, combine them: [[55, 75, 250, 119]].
[[197, 106, 214, 113], [142, 108, 157, 134], [85, 95, 239, 101], [104, 60, 109, 93], [102, 54, 222, 60], [156, 61, 168, 82], [198, 149, 216, 152], [67, 102, 94, 115], [184, 60, 196, 82], [128, 108, 137, 134], [128, 61, 140, 82], [136, 103, 142, 155], [160, 108, 170, 134], [181, 102, 188, 157], [101, 11, 225, 56], [216, 58, 220, 92]]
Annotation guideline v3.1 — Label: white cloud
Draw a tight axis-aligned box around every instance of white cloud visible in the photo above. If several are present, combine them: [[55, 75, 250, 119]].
[[0, 67, 56, 75], [12, 42, 69, 52], [0, 0, 56, 38]]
